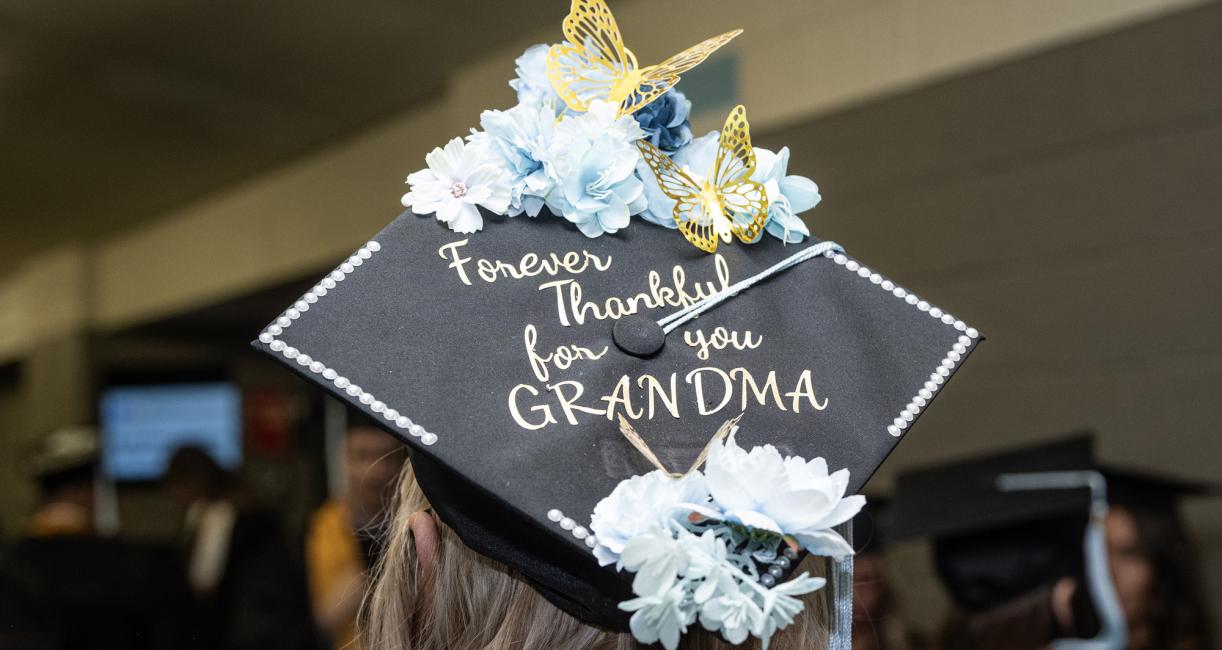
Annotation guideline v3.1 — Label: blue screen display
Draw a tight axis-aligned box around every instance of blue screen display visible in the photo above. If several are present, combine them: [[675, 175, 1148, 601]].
[[100, 383, 241, 480]]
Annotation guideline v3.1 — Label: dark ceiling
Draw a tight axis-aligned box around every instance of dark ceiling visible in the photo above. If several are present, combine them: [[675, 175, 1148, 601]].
[[0, 0, 552, 270]]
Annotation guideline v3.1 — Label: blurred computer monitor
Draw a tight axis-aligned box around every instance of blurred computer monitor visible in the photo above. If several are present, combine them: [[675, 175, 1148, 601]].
[[99, 382, 241, 481]]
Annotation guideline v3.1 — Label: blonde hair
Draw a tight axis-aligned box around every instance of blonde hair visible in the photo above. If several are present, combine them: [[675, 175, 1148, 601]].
[[361, 462, 830, 650]]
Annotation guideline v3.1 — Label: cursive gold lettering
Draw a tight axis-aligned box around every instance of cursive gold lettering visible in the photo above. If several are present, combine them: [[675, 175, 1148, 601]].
[[683, 327, 764, 360], [508, 384, 557, 430], [685, 367, 734, 416], [785, 369, 828, 413], [637, 373, 680, 420], [523, 325, 607, 382], [547, 380, 606, 425]]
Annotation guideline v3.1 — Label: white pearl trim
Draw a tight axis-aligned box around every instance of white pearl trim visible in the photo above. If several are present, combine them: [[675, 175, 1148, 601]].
[[828, 252, 980, 438], [256, 240, 440, 447], [547, 508, 600, 550]]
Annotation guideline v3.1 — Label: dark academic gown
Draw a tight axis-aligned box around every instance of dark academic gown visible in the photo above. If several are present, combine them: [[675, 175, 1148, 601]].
[[0, 536, 203, 650]]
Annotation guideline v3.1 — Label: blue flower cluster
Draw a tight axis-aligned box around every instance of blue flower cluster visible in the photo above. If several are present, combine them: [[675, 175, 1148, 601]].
[[403, 43, 821, 241]]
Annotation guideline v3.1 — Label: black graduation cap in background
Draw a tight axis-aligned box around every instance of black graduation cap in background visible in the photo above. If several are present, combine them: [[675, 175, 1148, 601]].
[[891, 433, 1216, 613], [253, 209, 983, 627]]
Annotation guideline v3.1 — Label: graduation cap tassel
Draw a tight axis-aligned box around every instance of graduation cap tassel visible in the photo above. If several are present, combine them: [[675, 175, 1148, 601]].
[[827, 521, 854, 650], [657, 240, 843, 335], [998, 471, 1128, 650]]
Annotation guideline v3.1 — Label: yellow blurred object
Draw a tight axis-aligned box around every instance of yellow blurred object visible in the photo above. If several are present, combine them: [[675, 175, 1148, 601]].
[[306, 498, 364, 650]]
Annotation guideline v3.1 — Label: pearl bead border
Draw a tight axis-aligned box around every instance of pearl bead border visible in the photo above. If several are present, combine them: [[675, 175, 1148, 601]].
[[547, 508, 599, 550], [257, 240, 440, 446], [822, 250, 980, 438]]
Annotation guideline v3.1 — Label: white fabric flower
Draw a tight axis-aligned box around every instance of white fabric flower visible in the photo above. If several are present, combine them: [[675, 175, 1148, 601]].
[[680, 529, 731, 604], [704, 433, 864, 559], [401, 137, 511, 234], [757, 573, 826, 649], [619, 526, 690, 597], [618, 577, 697, 650], [700, 585, 765, 645], [589, 469, 710, 566]]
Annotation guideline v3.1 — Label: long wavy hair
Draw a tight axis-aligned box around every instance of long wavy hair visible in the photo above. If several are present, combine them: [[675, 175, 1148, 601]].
[[1122, 502, 1213, 650], [360, 462, 830, 650]]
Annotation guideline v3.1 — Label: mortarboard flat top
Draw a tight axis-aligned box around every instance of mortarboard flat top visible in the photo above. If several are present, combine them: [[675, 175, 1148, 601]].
[[891, 433, 1217, 542], [891, 435, 1095, 541], [254, 209, 982, 625]]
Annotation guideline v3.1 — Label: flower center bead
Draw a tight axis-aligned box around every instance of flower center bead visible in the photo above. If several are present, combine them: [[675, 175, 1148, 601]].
[[450, 181, 468, 199]]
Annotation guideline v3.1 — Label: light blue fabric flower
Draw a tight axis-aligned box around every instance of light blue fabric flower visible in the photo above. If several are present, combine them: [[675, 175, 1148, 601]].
[[468, 101, 556, 217], [751, 146, 821, 244], [546, 101, 648, 237], [633, 89, 693, 154], [509, 44, 563, 112], [637, 131, 821, 243]]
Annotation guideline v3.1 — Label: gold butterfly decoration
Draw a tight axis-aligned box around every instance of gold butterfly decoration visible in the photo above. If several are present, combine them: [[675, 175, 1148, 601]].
[[547, 0, 741, 117], [637, 105, 769, 253]]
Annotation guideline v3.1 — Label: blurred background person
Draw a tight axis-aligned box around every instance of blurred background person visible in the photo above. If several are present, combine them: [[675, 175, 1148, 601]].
[[892, 435, 1214, 650], [0, 427, 200, 649], [1097, 469, 1215, 650], [853, 498, 929, 650], [306, 411, 406, 650], [163, 445, 313, 650]]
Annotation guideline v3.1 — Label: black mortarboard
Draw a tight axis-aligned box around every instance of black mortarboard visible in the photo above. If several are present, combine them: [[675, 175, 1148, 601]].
[[254, 210, 982, 627], [891, 433, 1215, 613], [252, 3, 982, 645]]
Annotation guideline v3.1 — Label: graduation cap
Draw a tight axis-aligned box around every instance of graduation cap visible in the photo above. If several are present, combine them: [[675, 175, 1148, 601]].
[[253, 1, 983, 646], [891, 433, 1216, 615]]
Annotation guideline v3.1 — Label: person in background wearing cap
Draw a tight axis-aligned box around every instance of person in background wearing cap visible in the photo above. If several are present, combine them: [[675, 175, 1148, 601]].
[[937, 491, 1214, 650], [892, 435, 1214, 650], [852, 499, 929, 650], [163, 445, 313, 650], [1083, 471, 1213, 650], [25, 426, 102, 537], [0, 426, 201, 648], [306, 411, 406, 650]]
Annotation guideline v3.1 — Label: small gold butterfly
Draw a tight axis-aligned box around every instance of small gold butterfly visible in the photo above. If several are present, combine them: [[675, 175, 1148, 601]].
[[637, 105, 769, 253], [547, 0, 740, 118]]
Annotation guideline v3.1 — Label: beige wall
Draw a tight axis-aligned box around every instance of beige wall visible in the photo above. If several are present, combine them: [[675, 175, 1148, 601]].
[[0, 0, 1208, 352]]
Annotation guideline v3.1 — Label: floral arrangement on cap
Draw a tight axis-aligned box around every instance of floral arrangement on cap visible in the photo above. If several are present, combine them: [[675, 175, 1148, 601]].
[[596, 416, 864, 649], [402, 0, 822, 254]]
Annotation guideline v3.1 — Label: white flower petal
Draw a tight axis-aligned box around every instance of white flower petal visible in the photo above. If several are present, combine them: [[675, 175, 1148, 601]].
[[794, 529, 855, 560], [723, 509, 783, 534], [448, 203, 484, 234], [435, 198, 461, 223]]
